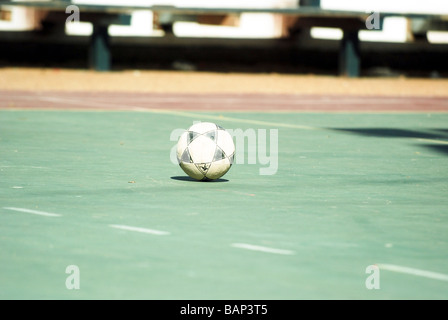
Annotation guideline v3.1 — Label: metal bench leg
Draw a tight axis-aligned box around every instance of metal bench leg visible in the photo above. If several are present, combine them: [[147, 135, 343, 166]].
[[89, 24, 110, 71], [301, 0, 321, 7], [339, 30, 360, 77]]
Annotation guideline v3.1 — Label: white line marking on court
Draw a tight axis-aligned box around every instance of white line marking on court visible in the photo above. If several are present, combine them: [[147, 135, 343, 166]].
[[416, 138, 448, 145], [197, 114, 319, 130], [378, 263, 448, 282], [109, 224, 170, 236], [32, 95, 448, 133], [38, 96, 320, 130], [0, 165, 49, 169], [3, 207, 62, 217], [231, 243, 295, 255]]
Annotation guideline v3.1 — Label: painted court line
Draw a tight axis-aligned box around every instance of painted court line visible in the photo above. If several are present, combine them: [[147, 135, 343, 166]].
[[3, 207, 62, 217], [37, 96, 321, 130], [416, 138, 448, 145], [378, 263, 448, 282], [231, 243, 295, 255], [31, 95, 448, 134], [0, 165, 49, 169], [109, 224, 170, 236]]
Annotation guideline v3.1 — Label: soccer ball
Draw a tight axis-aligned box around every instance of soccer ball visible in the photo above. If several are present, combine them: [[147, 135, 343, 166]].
[[177, 122, 235, 181]]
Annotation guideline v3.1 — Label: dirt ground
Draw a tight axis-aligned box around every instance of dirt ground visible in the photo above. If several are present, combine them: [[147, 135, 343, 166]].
[[0, 67, 448, 96]]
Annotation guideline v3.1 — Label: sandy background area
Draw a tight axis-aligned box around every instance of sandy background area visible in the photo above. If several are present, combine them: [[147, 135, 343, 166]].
[[0, 68, 448, 96]]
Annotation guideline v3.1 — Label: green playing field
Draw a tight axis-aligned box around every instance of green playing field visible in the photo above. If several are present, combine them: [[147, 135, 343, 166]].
[[1, 109, 447, 300]]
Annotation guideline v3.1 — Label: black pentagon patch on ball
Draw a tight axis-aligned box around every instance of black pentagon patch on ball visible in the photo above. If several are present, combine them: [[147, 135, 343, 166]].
[[187, 131, 199, 145], [204, 130, 216, 142], [213, 146, 227, 161], [196, 163, 211, 174], [181, 148, 193, 163]]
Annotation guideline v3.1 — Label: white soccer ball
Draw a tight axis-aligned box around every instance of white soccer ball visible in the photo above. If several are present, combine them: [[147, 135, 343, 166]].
[[177, 122, 235, 181]]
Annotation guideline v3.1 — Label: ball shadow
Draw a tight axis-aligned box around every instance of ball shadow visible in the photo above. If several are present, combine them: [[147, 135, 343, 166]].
[[170, 176, 229, 183]]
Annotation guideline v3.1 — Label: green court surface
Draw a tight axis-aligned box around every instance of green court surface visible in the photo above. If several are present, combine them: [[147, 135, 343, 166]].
[[1, 109, 447, 300]]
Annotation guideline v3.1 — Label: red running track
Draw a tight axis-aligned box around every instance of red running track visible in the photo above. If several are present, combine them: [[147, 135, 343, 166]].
[[0, 91, 448, 112]]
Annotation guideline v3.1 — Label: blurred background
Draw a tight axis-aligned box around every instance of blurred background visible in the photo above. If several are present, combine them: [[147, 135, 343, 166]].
[[0, 0, 447, 77]]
